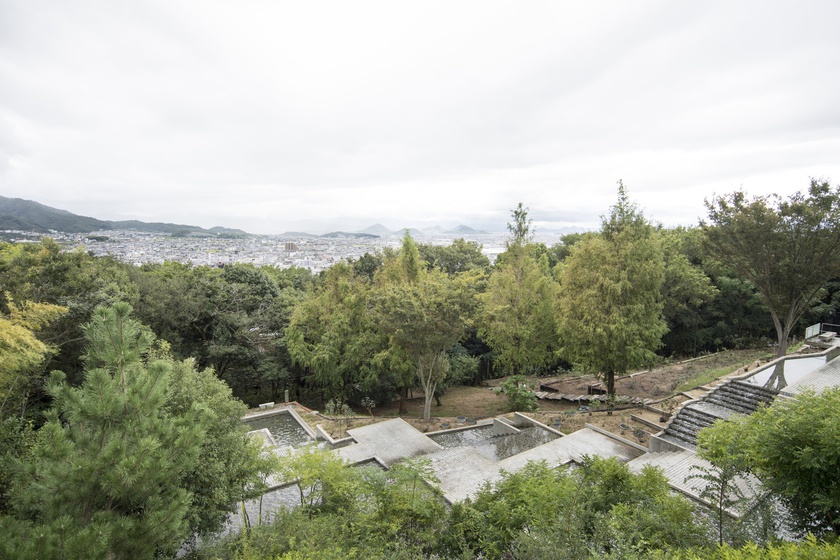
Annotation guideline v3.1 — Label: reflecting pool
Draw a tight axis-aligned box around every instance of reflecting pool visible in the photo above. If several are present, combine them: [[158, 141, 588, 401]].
[[244, 411, 313, 447], [743, 356, 826, 391], [430, 425, 559, 461]]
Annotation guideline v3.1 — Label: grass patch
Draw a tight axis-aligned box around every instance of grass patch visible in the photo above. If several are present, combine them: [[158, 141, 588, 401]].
[[675, 350, 772, 392]]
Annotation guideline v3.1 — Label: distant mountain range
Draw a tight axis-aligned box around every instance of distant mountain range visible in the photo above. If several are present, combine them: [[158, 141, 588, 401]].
[[0, 195, 249, 237], [0, 195, 492, 239], [356, 223, 487, 237], [277, 224, 489, 239]]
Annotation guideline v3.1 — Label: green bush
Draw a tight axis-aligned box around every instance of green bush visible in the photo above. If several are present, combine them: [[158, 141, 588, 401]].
[[499, 375, 538, 412]]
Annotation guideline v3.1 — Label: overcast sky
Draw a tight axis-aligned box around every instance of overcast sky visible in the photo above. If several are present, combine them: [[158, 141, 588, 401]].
[[2, 1, 839, 234]]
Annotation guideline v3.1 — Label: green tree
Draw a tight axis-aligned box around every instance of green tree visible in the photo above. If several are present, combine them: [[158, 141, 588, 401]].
[[163, 353, 273, 538], [659, 227, 718, 356], [0, 239, 138, 390], [359, 458, 446, 554], [698, 388, 840, 537], [556, 182, 667, 396], [0, 300, 66, 518], [0, 299, 67, 416], [374, 232, 475, 421], [692, 418, 772, 546], [1, 303, 265, 558], [286, 262, 388, 404], [197, 457, 447, 559], [350, 252, 384, 282], [132, 262, 311, 405], [418, 238, 490, 275], [507, 202, 533, 248], [3, 304, 203, 558], [499, 375, 538, 412], [647, 537, 840, 559], [480, 246, 558, 376], [275, 445, 358, 514], [443, 457, 704, 559], [375, 268, 471, 421], [547, 232, 588, 265], [704, 178, 840, 357]]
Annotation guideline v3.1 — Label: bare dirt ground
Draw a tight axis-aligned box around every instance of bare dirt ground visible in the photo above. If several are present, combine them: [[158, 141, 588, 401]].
[[270, 348, 779, 439], [534, 348, 773, 401]]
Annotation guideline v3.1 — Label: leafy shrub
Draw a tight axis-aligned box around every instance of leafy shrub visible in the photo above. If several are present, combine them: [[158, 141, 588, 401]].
[[500, 375, 537, 412]]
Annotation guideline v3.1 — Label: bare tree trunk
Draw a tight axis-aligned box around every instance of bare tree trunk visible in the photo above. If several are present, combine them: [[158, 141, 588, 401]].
[[606, 371, 616, 397], [423, 384, 436, 422], [771, 310, 791, 358], [399, 384, 407, 415], [765, 361, 788, 391]]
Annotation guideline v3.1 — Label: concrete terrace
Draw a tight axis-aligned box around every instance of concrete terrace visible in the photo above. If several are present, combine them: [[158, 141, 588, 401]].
[[646, 343, 840, 514], [628, 450, 761, 516], [498, 427, 644, 471], [337, 418, 443, 467], [335, 418, 645, 504], [782, 354, 840, 395], [252, 346, 840, 511]]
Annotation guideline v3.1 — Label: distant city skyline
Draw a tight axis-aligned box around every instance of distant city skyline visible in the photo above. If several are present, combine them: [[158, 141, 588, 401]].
[[2, 1, 839, 235]]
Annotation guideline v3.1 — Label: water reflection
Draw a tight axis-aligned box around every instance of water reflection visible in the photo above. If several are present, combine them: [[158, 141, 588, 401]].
[[430, 426, 558, 461], [744, 356, 826, 390], [244, 411, 312, 447]]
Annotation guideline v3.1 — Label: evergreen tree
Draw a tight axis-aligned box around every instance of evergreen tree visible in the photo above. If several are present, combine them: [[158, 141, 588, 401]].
[[507, 202, 533, 248], [480, 243, 558, 376], [1, 303, 235, 559], [556, 182, 667, 396]]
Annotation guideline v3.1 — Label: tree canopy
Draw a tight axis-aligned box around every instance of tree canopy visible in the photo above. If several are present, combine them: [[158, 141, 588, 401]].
[[374, 232, 475, 421], [286, 261, 388, 404], [480, 205, 558, 376], [698, 388, 840, 538], [556, 182, 667, 395], [704, 178, 840, 356], [0, 299, 67, 416], [0, 304, 267, 559]]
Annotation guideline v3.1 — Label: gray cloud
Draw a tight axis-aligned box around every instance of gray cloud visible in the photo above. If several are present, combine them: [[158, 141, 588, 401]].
[[1, 0, 839, 234]]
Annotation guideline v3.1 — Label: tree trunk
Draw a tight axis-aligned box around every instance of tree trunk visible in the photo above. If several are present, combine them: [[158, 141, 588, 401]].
[[399, 384, 407, 415], [606, 371, 616, 397], [772, 300, 807, 359], [771, 310, 791, 358], [423, 388, 435, 422], [765, 361, 788, 391]]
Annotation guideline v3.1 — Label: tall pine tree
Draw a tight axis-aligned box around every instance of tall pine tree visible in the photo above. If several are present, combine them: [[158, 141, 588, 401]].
[[2, 304, 210, 559]]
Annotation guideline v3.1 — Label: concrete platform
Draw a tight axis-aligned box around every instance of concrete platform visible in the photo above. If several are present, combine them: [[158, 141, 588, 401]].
[[782, 356, 840, 396], [628, 450, 760, 516], [426, 426, 645, 503], [337, 418, 442, 467], [499, 427, 644, 472], [425, 447, 502, 503]]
